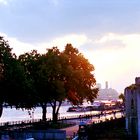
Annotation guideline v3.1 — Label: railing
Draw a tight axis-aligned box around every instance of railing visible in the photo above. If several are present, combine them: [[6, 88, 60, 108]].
[[0, 109, 125, 131]]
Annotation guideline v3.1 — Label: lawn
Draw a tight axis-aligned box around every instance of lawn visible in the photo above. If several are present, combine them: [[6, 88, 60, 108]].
[[87, 117, 137, 140]]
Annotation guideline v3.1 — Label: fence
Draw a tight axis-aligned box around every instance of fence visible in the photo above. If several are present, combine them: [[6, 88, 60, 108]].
[[0, 109, 125, 131]]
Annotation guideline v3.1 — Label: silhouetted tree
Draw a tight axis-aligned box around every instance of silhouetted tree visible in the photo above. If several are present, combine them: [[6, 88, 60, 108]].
[[119, 93, 125, 103], [63, 44, 98, 105], [0, 36, 32, 117], [49, 44, 98, 123], [18, 44, 98, 123]]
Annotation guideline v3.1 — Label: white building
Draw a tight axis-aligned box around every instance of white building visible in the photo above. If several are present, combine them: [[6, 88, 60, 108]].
[[97, 81, 119, 100], [125, 77, 140, 139]]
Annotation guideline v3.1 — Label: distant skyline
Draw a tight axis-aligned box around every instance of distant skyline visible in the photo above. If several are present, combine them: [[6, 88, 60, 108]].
[[1, 0, 140, 93]]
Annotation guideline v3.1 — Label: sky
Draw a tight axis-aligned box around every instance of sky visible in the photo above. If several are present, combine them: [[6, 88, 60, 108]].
[[0, 0, 140, 93]]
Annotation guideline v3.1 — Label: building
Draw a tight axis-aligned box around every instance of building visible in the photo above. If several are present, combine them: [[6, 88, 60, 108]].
[[125, 77, 140, 139], [97, 81, 119, 100]]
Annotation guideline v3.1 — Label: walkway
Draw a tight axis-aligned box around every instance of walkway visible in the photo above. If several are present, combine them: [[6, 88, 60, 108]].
[[61, 110, 125, 138], [62, 125, 79, 138], [0, 109, 124, 132]]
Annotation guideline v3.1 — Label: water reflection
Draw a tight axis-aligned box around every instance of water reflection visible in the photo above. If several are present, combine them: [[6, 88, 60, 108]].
[[0, 105, 99, 122]]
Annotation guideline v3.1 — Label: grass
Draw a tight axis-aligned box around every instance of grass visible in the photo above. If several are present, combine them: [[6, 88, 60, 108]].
[[87, 117, 137, 140], [47, 121, 74, 129], [29, 120, 75, 130]]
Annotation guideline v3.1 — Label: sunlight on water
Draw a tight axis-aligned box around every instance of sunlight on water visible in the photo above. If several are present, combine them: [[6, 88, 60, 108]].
[[0, 105, 99, 122]]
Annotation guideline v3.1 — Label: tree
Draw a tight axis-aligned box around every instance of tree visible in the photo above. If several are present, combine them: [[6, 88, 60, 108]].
[[18, 51, 48, 119], [4, 58, 36, 109], [0, 37, 31, 117], [0, 36, 35, 111], [63, 44, 98, 104], [119, 93, 125, 103], [0, 36, 14, 117], [44, 47, 66, 123], [47, 44, 98, 123], [18, 48, 66, 122], [18, 44, 98, 123]]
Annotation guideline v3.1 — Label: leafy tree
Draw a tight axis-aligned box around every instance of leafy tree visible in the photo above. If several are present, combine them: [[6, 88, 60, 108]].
[[44, 47, 66, 123], [19, 48, 65, 122], [47, 44, 98, 123], [0, 37, 31, 117], [18, 51, 47, 118], [0, 36, 35, 112], [63, 44, 98, 105], [18, 44, 98, 123], [0, 36, 14, 117], [119, 93, 125, 103], [0, 37, 98, 124], [4, 58, 36, 108]]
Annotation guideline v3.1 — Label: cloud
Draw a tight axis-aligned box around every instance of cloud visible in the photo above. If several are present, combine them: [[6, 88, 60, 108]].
[[93, 33, 140, 50], [0, 33, 37, 56], [1, 32, 140, 92], [83, 33, 140, 92], [39, 33, 140, 93], [39, 34, 88, 51], [92, 33, 125, 50], [0, 0, 11, 5], [0, 33, 88, 56], [0, 0, 7, 5]]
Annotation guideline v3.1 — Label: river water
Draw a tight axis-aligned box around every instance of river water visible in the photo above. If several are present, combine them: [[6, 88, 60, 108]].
[[0, 105, 99, 123]]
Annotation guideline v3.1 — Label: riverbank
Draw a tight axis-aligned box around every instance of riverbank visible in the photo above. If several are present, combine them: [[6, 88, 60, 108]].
[[0, 109, 125, 139]]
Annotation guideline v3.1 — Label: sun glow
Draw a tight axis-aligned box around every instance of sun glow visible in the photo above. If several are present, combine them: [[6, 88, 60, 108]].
[[1, 32, 140, 93]]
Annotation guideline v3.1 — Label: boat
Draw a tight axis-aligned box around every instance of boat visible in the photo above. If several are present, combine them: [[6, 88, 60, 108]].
[[67, 106, 84, 112]]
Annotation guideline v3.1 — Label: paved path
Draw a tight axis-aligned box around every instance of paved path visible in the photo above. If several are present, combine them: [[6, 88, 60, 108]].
[[61, 124, 79, 138], [61, 111, 124, 138]]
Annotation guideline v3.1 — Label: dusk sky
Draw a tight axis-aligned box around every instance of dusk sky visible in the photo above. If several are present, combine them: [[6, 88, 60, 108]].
[[0, 0, 140, 93]]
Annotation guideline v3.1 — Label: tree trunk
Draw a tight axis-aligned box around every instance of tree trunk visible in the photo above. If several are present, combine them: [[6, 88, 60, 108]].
[[52, 101, 62, 123], [53, 111, 58, 123], [52, 101, 57, 123], [42, 103, 47, 122], [0, 103, 3, 118]]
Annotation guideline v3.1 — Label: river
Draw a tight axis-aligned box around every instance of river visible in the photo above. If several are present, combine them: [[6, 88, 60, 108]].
[[0, 105, 99, 123]]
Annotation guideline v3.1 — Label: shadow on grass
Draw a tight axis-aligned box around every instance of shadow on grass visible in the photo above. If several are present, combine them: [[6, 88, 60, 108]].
[[29, 121, 75, 130], [87, 117, 137, 140]]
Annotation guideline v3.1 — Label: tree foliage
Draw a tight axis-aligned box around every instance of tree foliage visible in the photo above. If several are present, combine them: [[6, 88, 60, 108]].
[[119, 93, 125, 103], [0, 36, 35, 109], [0, 37, 98, 123], [63, 44, 98, 104], [0, 36, 13, 117]]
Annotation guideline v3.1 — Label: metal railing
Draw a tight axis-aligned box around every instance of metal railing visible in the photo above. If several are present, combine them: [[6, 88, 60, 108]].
[[0, 109, 125, 130]]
